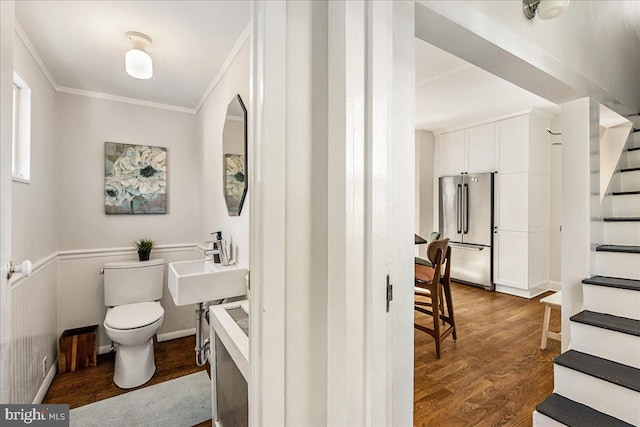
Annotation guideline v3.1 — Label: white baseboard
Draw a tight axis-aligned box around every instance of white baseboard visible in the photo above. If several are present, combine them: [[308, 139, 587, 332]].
[[495, 285, 548, 299], [33, 361, 57, 404], [547, 281, 562, 291], [158, 328, 196, 342]]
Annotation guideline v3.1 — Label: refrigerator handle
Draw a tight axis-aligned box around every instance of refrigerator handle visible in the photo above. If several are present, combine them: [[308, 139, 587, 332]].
[[463, 183, 469, 234], [456, 184, 462, 234]]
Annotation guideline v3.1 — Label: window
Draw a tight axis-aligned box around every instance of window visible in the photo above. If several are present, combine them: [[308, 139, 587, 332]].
[[12, 72, 31, 183]]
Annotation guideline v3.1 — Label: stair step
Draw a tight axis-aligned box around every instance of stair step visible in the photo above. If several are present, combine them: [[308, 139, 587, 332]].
[[603, 216, 640, 222], [620, 166, 640, 173], [536, 394, 633, 427], [618, 169, 640, 192], [596, 244, 640, 254], [582, 276, 640, 291], [571, 311, 640, 337], [611, 190, 640, 196], [596, 252, 640, 280], [554, 350, 640, 393]]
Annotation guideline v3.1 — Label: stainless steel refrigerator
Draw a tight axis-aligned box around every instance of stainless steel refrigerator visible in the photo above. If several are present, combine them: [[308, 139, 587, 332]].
[[439, 173, 494, 290]]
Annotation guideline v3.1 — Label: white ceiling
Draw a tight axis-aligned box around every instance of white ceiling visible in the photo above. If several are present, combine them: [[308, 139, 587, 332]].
[[15, 1, 250, 111], [415, 38, 560, 132], [15, 3, 560, 123]]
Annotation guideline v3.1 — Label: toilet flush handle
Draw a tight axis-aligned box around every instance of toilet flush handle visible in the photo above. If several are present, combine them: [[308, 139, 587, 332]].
[[6, 260, 32, 280]]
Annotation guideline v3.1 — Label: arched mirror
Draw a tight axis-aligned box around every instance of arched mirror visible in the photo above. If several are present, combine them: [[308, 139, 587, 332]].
[[222, 94, 248, 216]]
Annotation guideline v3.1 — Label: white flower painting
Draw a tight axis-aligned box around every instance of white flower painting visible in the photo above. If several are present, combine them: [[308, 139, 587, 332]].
[[105, 142, 167, 214]]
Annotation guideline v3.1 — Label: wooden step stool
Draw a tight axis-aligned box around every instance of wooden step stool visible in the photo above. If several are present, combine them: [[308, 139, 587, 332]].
[[540, 291, 561, 350]]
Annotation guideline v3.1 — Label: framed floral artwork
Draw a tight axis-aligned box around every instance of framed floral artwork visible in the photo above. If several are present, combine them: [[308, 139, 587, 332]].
[[104, 142, 167, 214]]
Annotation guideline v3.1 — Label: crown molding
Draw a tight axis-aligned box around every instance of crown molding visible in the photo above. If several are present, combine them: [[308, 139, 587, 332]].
[[14, 20, 58, 91], [56, 86, 196, 114], [15, 19, 199, 114]]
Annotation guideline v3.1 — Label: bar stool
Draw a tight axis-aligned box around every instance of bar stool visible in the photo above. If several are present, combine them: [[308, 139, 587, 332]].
[[414, 238, 457, 359], [540, 291, 561, 349]]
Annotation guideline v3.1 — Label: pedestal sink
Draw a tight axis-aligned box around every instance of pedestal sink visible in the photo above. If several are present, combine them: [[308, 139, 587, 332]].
[[167, 260, 247, 306]]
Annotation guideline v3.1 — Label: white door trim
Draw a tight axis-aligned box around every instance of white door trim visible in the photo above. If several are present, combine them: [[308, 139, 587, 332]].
[[0, 0, 15, 404], [248, 1, 287, 425]]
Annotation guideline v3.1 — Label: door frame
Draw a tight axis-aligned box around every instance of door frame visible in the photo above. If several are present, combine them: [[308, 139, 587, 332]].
[[0, 0, 16, 404], [248, 0, 415, 424]]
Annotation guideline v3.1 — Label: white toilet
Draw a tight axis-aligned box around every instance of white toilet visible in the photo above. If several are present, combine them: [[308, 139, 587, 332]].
[[103, 258, 165, 389]]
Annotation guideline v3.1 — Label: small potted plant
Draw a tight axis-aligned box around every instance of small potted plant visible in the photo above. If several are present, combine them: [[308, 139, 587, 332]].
[[134, 238, 155, 261]]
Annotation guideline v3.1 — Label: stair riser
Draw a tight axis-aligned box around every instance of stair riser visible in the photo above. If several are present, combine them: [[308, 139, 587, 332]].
[[596, 252, 640, 280], [570, 322, 640, 369], [532, 411, 566, 427], [622, 149, 640, 169], [604, 221, 640, 246], [619, 170, 640, 192], [554, 365, 640, 425], [612, 194, 640, 217], [583, 284, 640, 321]]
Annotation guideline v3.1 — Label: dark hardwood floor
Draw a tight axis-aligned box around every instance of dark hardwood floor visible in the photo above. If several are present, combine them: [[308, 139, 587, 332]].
[[44, 284, 560, 427], [43, 335, 213, 426], [414, 282, 561, 427]]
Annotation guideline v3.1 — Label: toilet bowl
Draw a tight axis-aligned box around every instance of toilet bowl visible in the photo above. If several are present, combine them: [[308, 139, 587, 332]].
[[104, 301, 164, 389], [102, 259, 165, 389]]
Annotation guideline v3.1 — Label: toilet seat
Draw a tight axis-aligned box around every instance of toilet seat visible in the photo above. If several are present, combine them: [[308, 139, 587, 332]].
[[105, 301, 164, 330]]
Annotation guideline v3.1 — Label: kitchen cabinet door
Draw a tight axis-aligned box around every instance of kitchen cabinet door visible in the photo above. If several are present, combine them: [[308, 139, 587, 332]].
[[467, 123, 495, 173], [495, 173, 528, 232], [497, 115, 529, 173], [494, 231, 528, 289], [439, 130, 466, 176]]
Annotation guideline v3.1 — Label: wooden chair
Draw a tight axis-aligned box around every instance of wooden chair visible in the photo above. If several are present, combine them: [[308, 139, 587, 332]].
[[414, 238, 457, 359]]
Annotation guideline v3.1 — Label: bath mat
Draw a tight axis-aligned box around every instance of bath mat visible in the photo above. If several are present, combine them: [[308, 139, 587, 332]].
[[70, 371, 211, 427]]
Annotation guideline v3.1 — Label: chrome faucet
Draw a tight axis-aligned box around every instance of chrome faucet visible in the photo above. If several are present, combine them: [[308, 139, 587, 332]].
[[203, 240, 219, 261]]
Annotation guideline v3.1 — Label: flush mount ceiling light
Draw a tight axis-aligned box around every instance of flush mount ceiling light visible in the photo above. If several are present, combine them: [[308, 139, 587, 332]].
[[523, 0, 570, 20], [125, 31, 153, 79]]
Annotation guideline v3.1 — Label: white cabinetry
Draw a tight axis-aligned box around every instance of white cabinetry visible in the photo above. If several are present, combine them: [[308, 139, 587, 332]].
[[493, 112, 551, 297], [467, 123, 495, 173], [439, 130, 466, 176], [438, 110, 551, 297], [439, 123, 496, 176]]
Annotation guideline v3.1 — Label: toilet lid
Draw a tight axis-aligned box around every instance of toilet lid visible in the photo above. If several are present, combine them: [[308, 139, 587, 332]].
[[105, 302, 164, 330]]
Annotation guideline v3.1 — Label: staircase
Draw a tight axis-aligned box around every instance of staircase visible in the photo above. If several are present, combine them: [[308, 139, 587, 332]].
[[533, 129, 640, 426]]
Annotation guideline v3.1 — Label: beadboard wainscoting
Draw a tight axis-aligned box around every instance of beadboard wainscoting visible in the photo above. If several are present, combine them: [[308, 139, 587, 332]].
[[8, 244, 206, 404], [9, 254, 58, 404]]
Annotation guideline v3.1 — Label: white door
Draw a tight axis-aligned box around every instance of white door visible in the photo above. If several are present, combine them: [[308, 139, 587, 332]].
[[497, 115, 529, 173], [0, 0, 14, 403]]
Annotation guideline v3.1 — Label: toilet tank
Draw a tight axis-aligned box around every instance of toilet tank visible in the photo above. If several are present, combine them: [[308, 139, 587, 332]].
[[104, 259, 165, 306]]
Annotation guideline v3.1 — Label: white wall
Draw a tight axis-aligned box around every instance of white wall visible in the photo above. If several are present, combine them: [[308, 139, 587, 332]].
[[55, 93, 199, 349], [10, 30, 58, 405], [12, 35, 57, 263], [196, 39, 249, 267], [415, 129, 434, 259], [549, 115, 562, 285], [561, 98, 598, 351], [55, 93, 198, 250]]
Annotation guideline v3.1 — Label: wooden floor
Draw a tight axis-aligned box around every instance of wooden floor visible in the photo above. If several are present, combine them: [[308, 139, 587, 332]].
[[44, 284, 560, 427], [414, 282, 561, 427], [43, 336, 213, 426]]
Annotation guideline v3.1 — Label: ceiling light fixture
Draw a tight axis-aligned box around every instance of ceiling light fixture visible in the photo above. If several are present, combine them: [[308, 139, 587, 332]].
[[125, 31, 153, 79], [523, 0, 570, 20]]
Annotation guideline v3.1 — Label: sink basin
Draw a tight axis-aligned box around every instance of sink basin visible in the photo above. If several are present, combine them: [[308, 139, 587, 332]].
[[168, 260, 247, 306]]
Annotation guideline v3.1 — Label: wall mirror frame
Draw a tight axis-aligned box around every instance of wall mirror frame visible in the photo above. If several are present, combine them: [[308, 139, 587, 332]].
[[222, 94, 248, 216]]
